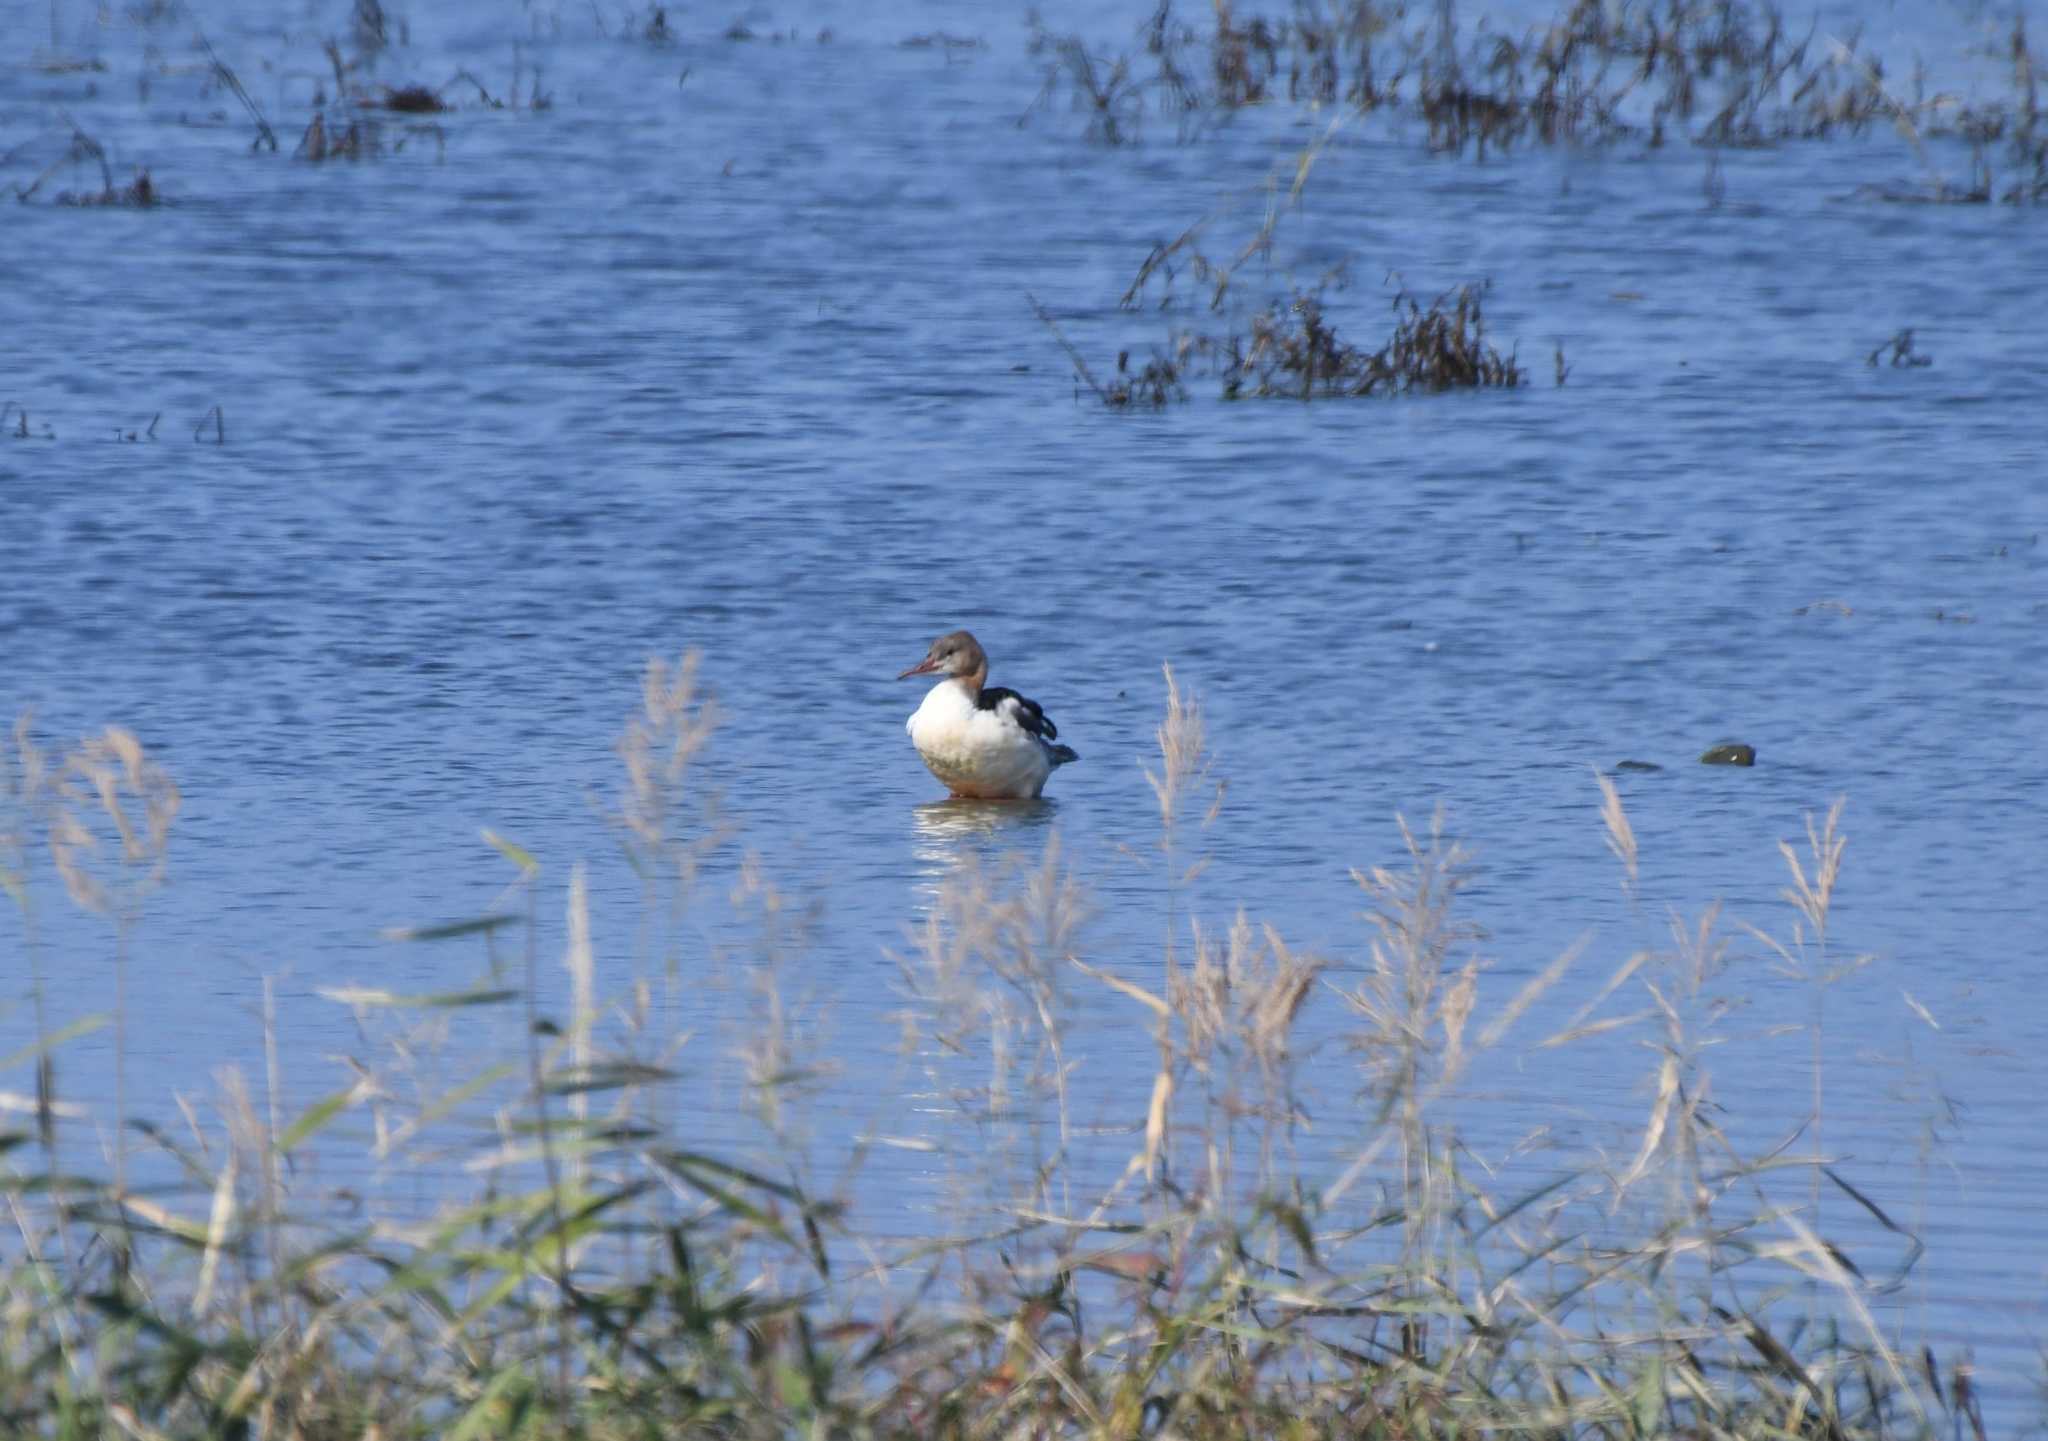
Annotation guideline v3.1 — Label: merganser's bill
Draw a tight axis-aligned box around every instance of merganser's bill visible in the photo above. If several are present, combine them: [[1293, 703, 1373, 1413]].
[[898, 630, 1079, 799]]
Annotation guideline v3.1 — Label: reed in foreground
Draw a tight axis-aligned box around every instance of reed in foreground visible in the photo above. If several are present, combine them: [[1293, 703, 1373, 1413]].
[[0, 664, 1987, 1439]]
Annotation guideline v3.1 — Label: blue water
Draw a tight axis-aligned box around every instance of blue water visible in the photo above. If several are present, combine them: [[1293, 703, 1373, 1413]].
[[2, 0, 2044, 1417]]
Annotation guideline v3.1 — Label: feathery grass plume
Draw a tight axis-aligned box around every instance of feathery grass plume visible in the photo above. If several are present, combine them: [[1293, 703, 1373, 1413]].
[[1135, 662, 1221, 1183], [903, 833, 1087, 1217], [1779, 795, 1848, 945], [612, 650, 724, 981], [47, 727, 178, 918], [492, 811, 577, 1407], [563, 862, 594, 1194], [614, 650, 721, 883], [1582, 788, 1919, 1439], [1143, 660, 1219, 988], [899, 842, 1044, 1231], [1745, 797, 1869, 1248], [1172, 908, 1323, 1192], [1597, 766, 1639, 897], [1619, 902, 1728, 1211], [992, 834, 1087, 1156], [729, 850, 830, 1141], [1143, 661, 1216, 836], [0, 713, 47, 912], [0, 716, 59, 1167], [899, 848, 1004, 1057], [607, 650, 726, 1233], [48, 728, 178, 1211], [1339, 808, 1482, 1352], [1315, 805, 1593, 1396]]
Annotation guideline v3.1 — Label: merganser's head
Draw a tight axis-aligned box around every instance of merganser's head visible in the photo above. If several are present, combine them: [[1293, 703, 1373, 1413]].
[[899, 630, 987, 685]]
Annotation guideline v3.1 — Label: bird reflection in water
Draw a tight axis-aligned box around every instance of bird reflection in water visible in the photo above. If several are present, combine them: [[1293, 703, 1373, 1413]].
[[910, 797, 1060, 906]]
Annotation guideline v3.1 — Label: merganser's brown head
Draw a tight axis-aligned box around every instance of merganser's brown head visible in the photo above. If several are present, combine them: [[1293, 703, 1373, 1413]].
[[899, 630, 988, 689]]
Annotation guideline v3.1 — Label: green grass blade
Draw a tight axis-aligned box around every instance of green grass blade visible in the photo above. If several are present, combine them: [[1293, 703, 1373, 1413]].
[[379, 914, 521, 944]]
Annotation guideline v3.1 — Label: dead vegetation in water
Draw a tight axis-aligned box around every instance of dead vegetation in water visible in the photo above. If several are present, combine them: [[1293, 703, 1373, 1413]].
[[1216, 279, 1525, 397], [294, 110, 445, 162], [1024, 27, 1153, 145], [900, 32, 985, 55], [1, 403, 53, 440], [51, 167, 158, 207], [1028, 293, 1189, 408], [1026, 0, 2048, 200], [29, 52, 108, 76], [1045, 280, 1526, 407], [314, 27, 524, 114], [191, 23, 281, 152], [0, 404, 224, 443], [1868, 329, 1934, 369], [360, 71, 521, 113], [378, 82, 448, 113], [351, 0, 403, 53], [284, 3, 550, 162], [1038, 141, 1535, 410], [3, 122, 160, 206], [19, 10, 551, 178]]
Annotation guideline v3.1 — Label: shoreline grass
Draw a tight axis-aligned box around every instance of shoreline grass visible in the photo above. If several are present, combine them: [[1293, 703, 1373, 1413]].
[[0, 659, 1992, 1439]]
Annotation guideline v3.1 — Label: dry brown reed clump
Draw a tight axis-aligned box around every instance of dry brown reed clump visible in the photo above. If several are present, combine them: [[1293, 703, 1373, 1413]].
[[52, 169, 159, 208], [191, 25, 281, 153], [1041, 134, 1533, 408], [288, 1, 548, 162], [1023, 26, 1152, 145], [1868, 329, 1934, 368], [3, 123, 160, 206], [0, 663, 1995, 1440], [1218, 281, 1526, 397], [1027, 0, 2048, 200], [1027, 293, 1190, 408], [1048, 278, 1528, 406], [295, 110, 446, 163], [292, 52, 546, 158]]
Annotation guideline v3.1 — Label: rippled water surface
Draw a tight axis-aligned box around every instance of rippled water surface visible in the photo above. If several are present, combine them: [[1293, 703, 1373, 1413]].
[[3, 0, 2044, 1415]]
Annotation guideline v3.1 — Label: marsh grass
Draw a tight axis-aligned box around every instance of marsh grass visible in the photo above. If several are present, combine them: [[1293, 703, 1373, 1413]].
[[295, 110, 446, 163], [1048, 121, 1532, 408], [0, 660, 1989, 1438], [193, 25, 281, 154], [3, 122, 160, 207], [1028, 0, 2048, 202], [281, 14, 540, 160], [1867, 330, 1934, 369], [1052, 278, 1528, 406], [1217, 281, 1526, 397]]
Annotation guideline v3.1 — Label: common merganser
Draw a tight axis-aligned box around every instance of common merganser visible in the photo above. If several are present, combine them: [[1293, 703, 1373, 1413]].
[[898, 630, 1079, 799]]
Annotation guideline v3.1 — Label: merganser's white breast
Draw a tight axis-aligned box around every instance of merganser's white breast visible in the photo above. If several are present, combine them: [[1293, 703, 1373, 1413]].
[[898, 630, 1079, 800], [907, 679, 1060, 799]]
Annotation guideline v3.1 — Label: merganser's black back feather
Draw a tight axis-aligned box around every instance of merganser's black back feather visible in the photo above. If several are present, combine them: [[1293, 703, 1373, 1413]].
[[977, 686, 1058, 742]]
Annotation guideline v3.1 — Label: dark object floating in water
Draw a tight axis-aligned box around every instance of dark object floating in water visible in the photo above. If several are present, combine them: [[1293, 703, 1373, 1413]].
[[381, 85, 447, 113], [1700, 743, 1756, 766], [1614, 759, 1662, 772], [1867, 329, 1932, 369], [55, 169, 158, 207]]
